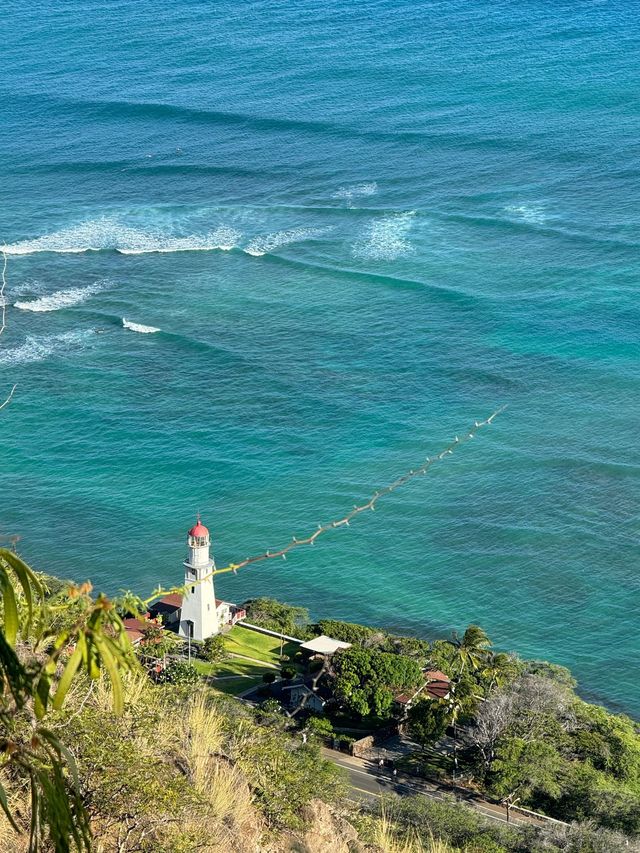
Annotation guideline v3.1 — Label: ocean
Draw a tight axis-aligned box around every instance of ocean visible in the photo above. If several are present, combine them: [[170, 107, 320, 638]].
[[1, 0, 638, 714]]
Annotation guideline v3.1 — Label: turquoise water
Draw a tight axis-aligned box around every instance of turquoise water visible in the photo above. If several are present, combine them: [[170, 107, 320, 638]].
[[1, 1, 639, 713]]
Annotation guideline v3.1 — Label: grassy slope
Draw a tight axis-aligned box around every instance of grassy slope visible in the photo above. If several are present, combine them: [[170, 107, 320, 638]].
[[223, 624, 300, 664]]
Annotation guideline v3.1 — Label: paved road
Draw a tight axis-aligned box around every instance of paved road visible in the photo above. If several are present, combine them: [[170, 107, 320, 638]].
[[322, 748, 544, 828]]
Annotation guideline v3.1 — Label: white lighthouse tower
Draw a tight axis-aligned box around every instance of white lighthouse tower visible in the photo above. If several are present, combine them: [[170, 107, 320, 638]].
[[178, 516, 219, 641]]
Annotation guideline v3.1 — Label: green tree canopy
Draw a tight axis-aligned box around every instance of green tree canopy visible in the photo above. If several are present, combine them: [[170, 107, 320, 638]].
[[408, 698, 450, 745], [450, 625, 492, 674], [331, 647, 423, 720], [315, 619, 380, 647], [243, 598, 310, 638]]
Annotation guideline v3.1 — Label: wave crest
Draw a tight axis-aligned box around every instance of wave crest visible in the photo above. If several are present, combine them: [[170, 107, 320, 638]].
[[353, 211, 416, 261], [14, 281, 109, 312], [2, 219, 241, 255], [333, 182, 378, 205], [504, 204, 547, 225], [0, 329, 95, 366], [122, 319, 160, 334], [243, 227, 331, 257]]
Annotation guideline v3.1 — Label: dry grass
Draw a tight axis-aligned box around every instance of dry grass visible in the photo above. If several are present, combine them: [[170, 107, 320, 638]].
[[175, 691, 261, 852], [371, 812, 458, 853]]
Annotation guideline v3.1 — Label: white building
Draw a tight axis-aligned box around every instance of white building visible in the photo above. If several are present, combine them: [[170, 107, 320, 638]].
[[149, 518, 246, 641], [179, 517, 219, 641]]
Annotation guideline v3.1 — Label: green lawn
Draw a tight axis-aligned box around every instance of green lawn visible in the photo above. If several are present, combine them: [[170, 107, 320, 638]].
[[192, 656, 270, 679], [210, 677, 263, 697], [223, 625, 300, 665]]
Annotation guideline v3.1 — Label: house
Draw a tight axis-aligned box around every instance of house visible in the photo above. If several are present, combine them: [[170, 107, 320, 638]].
[[122, 617, 149, 647], [149, 592, 245, 634], [393, 670, 452, 717], [424, 670, 451, 700], [281, 682, 327, 714]]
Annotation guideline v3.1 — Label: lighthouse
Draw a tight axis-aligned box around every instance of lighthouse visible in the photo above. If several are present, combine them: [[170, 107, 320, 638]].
[[178, 516, 219, 641]]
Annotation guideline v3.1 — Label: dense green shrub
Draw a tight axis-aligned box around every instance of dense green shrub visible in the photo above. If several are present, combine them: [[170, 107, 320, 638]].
[[331, 646, 423, 719]]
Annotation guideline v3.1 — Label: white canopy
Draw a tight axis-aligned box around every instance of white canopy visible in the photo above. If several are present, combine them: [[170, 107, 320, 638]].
[[299, 635, 351, 655]]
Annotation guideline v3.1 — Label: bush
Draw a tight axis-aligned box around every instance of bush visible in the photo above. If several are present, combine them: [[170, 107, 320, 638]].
[[243, 598, 311, 638], [160, 660, 200, 686], [281, 665, 296, 681], [202, 634, 227, 663], [306, 716, 334, 739], [316, 619, 381, 647]]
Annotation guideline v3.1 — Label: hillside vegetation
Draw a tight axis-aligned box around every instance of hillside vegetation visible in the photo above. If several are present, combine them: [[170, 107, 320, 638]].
[[0, 558, 639, 852]]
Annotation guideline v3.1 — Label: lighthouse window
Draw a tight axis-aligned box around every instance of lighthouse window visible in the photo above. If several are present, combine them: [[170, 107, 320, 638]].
[[191, 586, 195, 593]]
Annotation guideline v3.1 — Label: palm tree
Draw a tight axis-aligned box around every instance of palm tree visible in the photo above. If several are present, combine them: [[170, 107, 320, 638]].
[[450, 625, 492, 675], [480, 651, 516, 693]]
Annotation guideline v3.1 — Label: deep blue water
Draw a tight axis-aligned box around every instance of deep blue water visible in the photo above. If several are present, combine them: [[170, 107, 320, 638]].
[[1, 1, 639, 714]]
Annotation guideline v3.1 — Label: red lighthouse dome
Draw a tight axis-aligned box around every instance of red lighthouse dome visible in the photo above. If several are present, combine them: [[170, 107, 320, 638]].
[[188, 517, 209, 538]]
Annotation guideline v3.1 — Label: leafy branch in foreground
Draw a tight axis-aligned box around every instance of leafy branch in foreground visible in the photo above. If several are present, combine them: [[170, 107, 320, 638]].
[[0, 549, 138, 852]]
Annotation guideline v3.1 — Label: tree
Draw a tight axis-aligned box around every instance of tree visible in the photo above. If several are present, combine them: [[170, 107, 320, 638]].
[[159, 660, 199, 686], [243, 598, 311, 638], [449, 625, 492, 674], [331, 647, 422, 720], [305, 715, 334, 739], [477, 652, 521, 695], [385, 636, 430, 662], [523, 659, 577, 689], [408, 699, 450, 745], [138, 623, 176, 661], [488, 737, 564, 815], [316, 619, 380, 647], [202, 633, 228, 664], [0, 548, 138, 851]]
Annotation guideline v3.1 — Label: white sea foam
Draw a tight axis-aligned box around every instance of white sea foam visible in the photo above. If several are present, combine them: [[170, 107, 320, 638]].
[[243, 227, 330, 257], [504, 204, 547, 225], [14, 280, 109, 312], [2, 220, 241, 255], [0, 329, 95, 366], [122, 318, 160, 334], [8, 278, 48, 297], [353, 211, 416, 261], [333, 182, 378, 206]]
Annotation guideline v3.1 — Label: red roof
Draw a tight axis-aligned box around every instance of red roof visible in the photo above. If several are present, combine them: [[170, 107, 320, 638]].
[[158, 593, 183, 609], [424, 670, 451, 684], [123, 617, 149, 632], [427, 682, 451, 699], [188, 519, 209, 538]]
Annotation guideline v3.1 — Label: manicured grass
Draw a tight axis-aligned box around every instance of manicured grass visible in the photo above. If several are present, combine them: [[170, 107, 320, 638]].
[[210, 677, 262, 696], [192, 656, 271, 679], [223, 625, 300, 665], [215, 659, 268, 678]]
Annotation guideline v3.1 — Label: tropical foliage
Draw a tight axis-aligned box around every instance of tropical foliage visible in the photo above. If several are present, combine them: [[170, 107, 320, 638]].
[[0, 548, 138, 852], [242, 597, 311, 638], [331, 646, 423, 719]]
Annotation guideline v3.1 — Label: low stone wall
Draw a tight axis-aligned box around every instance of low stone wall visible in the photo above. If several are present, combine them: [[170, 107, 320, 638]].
[[351, 735, 375, 758], [239, 621, 303, 644]]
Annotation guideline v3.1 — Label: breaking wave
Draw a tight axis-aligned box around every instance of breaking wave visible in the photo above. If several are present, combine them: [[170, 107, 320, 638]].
[[2, 219, 241, 255], [332, 182, 378, 205], [122, 318, 160, 334], [353, 211, 416, 261], [0, 329, 95, 366], [243, 227, 331, 257], [14, 280, 109, 312], [503, 204, 547, 225]]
